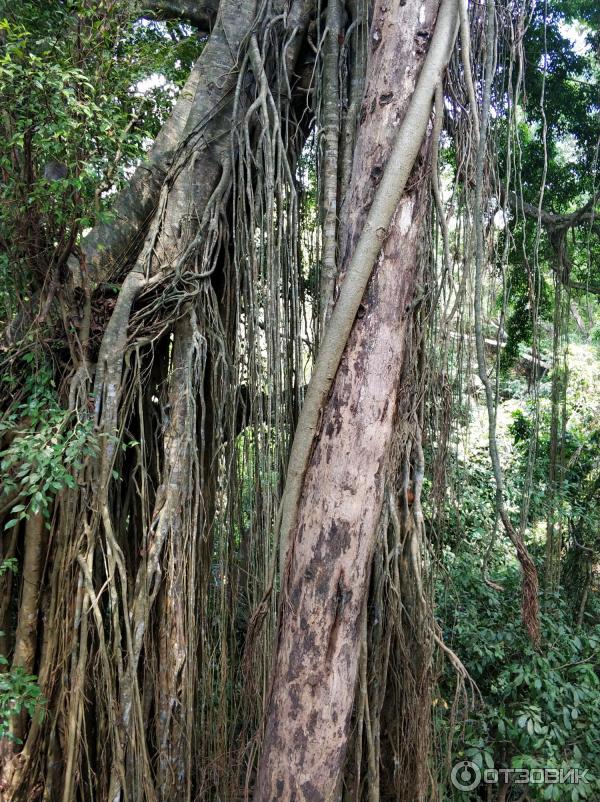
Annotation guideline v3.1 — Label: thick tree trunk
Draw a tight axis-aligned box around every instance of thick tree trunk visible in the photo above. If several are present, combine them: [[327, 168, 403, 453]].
[[2, 1, 316, 799], [254, 0, 455, 798]]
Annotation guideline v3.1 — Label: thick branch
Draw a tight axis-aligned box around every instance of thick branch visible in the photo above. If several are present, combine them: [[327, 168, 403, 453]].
[[142, 0, 219, 30], [505, 191, 600, 294], [506, 190, 598, 232], [73, 58, 204, 283]]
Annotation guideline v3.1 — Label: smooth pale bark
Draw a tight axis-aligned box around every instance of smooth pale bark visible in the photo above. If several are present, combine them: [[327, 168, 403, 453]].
[[255, 0, 455, 798]]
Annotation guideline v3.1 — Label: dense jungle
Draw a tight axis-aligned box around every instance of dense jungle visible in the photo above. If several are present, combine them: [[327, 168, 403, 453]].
[[0, 0, 599, 800]]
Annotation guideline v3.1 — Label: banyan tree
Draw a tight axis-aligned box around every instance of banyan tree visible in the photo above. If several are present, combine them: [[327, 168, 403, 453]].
[[0, 0, 597, 799]]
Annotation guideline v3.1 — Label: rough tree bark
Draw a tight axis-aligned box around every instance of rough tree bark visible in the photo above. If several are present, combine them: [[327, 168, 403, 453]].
[[1, 0, 314, 799], [255, 0, 458, 798]]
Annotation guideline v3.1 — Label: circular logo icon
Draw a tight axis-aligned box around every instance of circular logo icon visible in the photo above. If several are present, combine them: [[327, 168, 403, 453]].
[[451, 760, 482, 792]]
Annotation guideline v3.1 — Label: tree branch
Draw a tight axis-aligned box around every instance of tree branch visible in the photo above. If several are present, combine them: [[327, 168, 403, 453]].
[[505, 191, 600, 294], [141, 0, 219, 31], [506, 190, 598, 233]]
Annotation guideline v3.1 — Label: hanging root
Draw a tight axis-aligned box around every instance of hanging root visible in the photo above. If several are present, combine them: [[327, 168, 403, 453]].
[[469, 0, 540, 645], [2, 1, 314, 798]]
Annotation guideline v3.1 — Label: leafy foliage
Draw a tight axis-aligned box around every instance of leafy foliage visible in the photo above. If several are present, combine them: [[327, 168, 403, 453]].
[[438, 554, 600, 801], [0, 664, 44, 742], [0, 364, 97, 522], [0, 1, 202, 321]]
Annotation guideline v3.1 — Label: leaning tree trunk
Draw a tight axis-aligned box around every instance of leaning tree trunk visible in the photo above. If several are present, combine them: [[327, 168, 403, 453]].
[[254, 0, 458, 798]]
